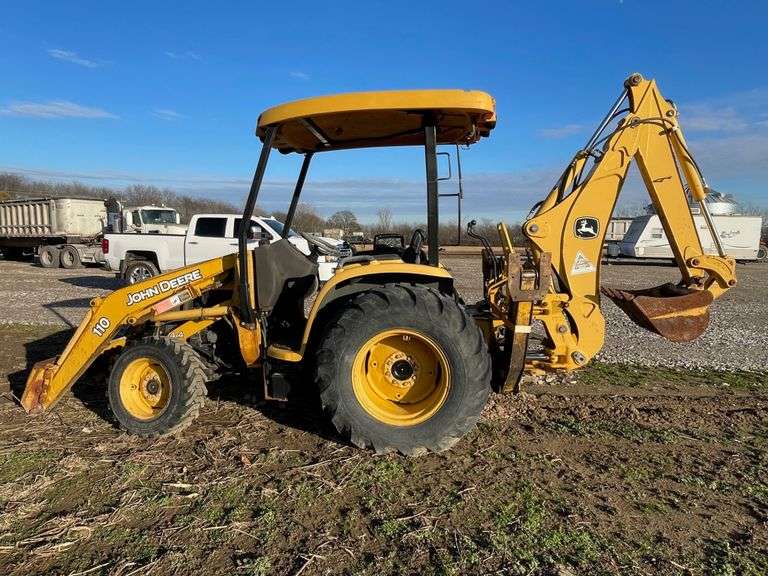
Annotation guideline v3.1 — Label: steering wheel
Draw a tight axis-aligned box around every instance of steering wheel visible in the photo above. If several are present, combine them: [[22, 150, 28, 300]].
[[403, 229, 426, 264]]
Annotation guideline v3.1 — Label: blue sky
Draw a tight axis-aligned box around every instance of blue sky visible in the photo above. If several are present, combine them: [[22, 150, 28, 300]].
[[1, 1, 766, 222]]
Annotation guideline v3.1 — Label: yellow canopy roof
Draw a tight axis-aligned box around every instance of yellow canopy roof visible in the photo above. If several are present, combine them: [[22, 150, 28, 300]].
[[256, 89, 496, 153]]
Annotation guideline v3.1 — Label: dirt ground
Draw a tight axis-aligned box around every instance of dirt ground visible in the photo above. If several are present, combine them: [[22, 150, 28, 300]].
[[0, 256, 766, 575], [0, 322, 766, 576]]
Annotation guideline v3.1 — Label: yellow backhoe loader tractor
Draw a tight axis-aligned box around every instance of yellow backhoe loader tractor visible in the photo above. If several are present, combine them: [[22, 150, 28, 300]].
[[21, 74, 736, 454]]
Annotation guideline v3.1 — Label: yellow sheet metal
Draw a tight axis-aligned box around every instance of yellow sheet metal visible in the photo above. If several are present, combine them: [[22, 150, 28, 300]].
[[256, 89, 496, 153]]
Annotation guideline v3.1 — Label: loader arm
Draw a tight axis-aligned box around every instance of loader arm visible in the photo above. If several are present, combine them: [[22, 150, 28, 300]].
[[517, 73, 736, 371], [22, 256, 238, 413]]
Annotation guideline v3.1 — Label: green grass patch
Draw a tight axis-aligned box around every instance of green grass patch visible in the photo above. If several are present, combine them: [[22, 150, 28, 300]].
[[0, 449, 57, 483], [579, 362, 767, 390], [545, 415, 676, 443]]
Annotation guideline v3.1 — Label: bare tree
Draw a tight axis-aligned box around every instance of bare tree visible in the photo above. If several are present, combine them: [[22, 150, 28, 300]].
[[376, 208, 393, 232], [272, 203, 326, 233]]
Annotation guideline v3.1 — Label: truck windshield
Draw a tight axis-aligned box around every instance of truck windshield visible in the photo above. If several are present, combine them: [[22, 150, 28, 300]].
[[141, 209, 177, 224], [265, 220, 300, 238]]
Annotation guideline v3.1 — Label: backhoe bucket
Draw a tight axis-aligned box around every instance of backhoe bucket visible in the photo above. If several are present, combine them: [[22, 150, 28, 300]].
[[601, 284, 713, 342]]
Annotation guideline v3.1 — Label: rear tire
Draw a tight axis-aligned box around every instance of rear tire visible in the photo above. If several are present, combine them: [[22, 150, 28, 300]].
[[315, 284, 491, 455], [125, 259, 159, 284], [758, 244, 767, 262], [107, 337, 208, 437], [60, 245, 81, 269], [38, 245, 60, 268]]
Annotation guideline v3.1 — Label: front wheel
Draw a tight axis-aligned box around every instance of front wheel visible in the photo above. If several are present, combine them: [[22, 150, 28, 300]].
[[315, 284, 491, 455], [108, 337, 208, 436]]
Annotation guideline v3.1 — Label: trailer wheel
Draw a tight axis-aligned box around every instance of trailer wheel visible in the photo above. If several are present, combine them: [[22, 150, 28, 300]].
[[60, 245, 81, 269], [107, 337, 208, 437], [38, 246, 60, 268], [125, 259, 159, 284], [315, 284, 491, 455], [758, 244, 767, 262]]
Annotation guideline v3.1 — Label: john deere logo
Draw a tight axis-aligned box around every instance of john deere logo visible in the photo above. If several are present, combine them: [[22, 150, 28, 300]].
[[574, 217, 599, 239]]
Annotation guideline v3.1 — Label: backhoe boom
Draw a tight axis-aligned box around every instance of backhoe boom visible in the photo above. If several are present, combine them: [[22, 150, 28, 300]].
[[506, 73, 736, 374]]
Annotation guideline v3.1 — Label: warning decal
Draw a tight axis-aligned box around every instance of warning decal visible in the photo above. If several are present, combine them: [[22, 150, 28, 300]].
[[571, 251, 596, 275]]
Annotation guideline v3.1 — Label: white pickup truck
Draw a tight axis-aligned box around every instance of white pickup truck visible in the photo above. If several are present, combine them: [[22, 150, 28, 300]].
[[102, 214, 351, 284]]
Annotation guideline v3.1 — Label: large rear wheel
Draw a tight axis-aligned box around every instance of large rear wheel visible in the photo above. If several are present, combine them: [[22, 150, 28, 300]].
[[315, 284, 491, 455], [108, 337, 207, 436]]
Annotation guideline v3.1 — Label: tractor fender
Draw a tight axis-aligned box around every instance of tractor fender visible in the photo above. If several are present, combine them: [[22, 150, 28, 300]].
[[297, 260, 455, 358]]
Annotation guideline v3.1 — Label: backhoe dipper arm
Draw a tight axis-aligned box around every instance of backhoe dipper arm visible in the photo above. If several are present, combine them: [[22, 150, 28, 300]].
[[521, 73, 736, 369], [21, 256, 236, 413]]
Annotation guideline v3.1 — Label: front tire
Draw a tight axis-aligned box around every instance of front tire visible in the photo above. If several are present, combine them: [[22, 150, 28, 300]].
[[315, 284, 491, 455], [108, 337, 208, 436]]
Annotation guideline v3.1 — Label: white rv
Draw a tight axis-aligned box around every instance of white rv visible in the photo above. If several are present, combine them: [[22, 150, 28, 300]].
[[617, 192, 765, 261]]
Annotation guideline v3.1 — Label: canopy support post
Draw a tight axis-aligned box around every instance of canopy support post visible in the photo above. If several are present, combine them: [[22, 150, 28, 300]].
[[284, 152, 314, 236], [424, 124, 439, 266], [239, 126, 276, 325]]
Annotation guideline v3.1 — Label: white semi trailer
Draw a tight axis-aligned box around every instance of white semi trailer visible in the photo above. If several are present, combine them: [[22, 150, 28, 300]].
[[0, 197, 182, 268]]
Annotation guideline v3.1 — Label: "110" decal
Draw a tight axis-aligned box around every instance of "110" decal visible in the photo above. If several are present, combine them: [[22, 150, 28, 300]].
[[92, 317, 111, 337]]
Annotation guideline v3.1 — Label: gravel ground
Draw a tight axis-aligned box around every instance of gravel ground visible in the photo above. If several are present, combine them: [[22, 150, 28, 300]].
[[0, 256, 765, 371]]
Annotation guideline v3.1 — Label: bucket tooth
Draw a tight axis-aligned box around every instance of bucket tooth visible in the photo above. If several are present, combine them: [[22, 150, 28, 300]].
[[601, 283, 713, 343]]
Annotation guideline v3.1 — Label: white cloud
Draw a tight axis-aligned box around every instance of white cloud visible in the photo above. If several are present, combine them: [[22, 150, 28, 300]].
[[153, 108, 183, 121], [690, 134, 768, 177], [165, 51, 202, 61], [679, 104, 748, 132], [289, 71, 310, 80], [47, 48, 101, 68], [537, 123, 585, 139], [0, 100, 117, 119]]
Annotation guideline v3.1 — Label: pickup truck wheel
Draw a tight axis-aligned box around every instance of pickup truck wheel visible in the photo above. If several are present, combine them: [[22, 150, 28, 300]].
[[39, 245, 60, 268], [107, 337, 208, 437], [60, 245, 81, 269], [125, 260, 159, 284]]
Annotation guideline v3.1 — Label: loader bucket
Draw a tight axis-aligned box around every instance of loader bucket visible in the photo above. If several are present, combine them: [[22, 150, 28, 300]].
[[601, 283, 713, 342]]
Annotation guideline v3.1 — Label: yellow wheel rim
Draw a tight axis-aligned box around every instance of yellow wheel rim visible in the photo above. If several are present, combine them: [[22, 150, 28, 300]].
[[352, 329, 450, 426], [118, 358, 172, 421]]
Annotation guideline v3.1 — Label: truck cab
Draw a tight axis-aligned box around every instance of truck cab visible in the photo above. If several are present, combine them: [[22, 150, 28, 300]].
[[121, 206, 186, 235], [103, 213, 350, 284]]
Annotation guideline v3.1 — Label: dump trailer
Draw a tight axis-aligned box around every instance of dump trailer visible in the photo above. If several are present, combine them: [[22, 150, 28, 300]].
[[21, 74, 737, 455], [0, 197, 107, 268], [0, 197, 184, 269]]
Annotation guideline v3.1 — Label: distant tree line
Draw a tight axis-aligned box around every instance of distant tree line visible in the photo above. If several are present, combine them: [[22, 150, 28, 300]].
[[5, 172, 761, 245], [0, 173, 525, 245], [0, 173, 242, 223]]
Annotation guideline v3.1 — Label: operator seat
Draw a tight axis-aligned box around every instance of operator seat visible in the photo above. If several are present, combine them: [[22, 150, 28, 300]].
[[252, 239, 318, 312]]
